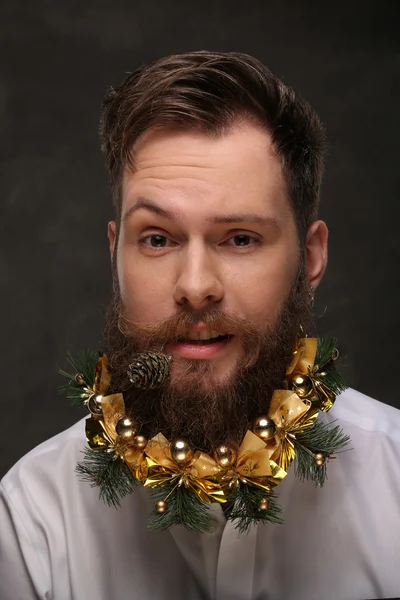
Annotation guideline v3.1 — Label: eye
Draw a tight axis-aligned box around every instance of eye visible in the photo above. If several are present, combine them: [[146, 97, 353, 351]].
[[232, 234, 252, 246], [140, 234, 168, 248], [147, 234, 167, 247], [225, 233, 260, 248]]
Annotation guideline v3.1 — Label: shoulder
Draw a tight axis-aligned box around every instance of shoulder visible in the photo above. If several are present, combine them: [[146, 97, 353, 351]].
[[330, 387, 400, 442], [1, 418, 87, 502]]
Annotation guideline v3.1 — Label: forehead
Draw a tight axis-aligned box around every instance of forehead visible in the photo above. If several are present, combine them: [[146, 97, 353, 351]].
[[121, 123, 290, 220]]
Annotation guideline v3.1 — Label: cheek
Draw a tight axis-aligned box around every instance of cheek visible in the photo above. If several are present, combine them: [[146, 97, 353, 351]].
[[117, 248, 172, 322], [226, 248, 298, 325]]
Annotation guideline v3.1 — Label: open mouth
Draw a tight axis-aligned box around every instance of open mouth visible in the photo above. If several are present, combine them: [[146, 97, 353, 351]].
[[176, 334, 231, 345]]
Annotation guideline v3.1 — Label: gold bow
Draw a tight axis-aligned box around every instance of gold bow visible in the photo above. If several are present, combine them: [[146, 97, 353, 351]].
[[219, 430, 287, 494], [79, 353, 111, 403], [138, 433, 226, 504], [267, 389, 317, 471], [85, 356, 143, 472], [287, 337, 336, 412]]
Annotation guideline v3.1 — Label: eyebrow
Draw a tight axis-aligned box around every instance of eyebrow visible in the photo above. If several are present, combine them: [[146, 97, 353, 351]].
[[123, 197, 280, 227]]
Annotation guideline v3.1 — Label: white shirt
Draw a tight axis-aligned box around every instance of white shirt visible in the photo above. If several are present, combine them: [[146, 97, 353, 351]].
[[1, 388, 400, 600]]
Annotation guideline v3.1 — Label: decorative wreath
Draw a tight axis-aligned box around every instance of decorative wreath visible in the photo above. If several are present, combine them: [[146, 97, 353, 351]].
[[60, 336, 350, 533]]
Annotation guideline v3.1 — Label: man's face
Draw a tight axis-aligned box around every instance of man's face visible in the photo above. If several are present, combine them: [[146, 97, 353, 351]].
[[109, 122, 301, 387]]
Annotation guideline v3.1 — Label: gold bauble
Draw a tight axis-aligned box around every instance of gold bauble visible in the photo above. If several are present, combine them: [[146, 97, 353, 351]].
[[155, 500, 168, 513], [214, 445, 237, 468], [87, 394, 103, 415], [252, 416, 276, 440], [170, 439, 194, 465], [115, 416, 137, 441], [123, 446, 139, 463], [314, 453, 326, 467], [75, 372, 85, 385], [258, 497, 270, 511], [132, 434, 147, 449], [292, 374, 312, 398]]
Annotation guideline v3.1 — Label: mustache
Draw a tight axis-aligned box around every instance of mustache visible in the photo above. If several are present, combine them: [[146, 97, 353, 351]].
[[118, 306, 264, 368]]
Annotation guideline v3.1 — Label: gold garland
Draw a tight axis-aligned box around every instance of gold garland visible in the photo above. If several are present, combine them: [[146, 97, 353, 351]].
[[79, 337, 345, 520]]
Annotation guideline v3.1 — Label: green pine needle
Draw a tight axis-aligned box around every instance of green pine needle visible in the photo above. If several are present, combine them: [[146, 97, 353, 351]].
[[226, 484, 284, 534], [315, 336, 347, 396], [148, 479, 214, 534], [59, 350, 99, 407], [76, 447, 137, 508], [294, 419, 351, 486]]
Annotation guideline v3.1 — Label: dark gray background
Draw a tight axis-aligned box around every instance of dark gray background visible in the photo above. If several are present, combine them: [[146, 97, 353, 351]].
[[1, 1, 399, 478]]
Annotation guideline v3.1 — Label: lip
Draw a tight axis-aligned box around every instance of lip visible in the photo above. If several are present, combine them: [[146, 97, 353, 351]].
[[164, 336, 233, 359]]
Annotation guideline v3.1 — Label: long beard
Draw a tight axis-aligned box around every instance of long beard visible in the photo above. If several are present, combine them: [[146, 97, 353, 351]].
[[104, 266, 312, 454]]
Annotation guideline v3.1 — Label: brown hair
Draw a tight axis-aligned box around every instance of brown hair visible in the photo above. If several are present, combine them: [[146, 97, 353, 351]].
[[99, 50, 326, 242]]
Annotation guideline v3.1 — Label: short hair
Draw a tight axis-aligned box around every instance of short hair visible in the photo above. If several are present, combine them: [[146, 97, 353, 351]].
[[99, 50, 326, 242]]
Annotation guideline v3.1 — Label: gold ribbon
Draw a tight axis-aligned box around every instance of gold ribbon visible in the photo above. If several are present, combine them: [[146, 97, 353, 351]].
[[85, 368, 143, 473], [219, 430, 287, 494], [287, 337, 318, 377], [287, 337, 335, 412], [93, 354, 111, 395], [139, 433, 226, 504], [267, 389, 318, 471]]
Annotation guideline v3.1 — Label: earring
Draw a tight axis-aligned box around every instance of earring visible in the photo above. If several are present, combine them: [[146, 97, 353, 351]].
[[309, 286, 315, 307]]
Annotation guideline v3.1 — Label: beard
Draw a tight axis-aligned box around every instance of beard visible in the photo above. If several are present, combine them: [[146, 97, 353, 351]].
[[104, 264, 312, 454]]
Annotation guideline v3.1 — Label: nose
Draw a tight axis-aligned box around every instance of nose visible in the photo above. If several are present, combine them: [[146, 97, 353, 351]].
[[173, 242, 224, 310]]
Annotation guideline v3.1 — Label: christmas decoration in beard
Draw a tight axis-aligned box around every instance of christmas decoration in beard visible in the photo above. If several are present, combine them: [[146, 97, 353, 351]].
[[59, 335, 350, 534]]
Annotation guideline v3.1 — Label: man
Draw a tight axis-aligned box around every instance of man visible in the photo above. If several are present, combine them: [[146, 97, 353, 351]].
[[1, 51, 399, 600]]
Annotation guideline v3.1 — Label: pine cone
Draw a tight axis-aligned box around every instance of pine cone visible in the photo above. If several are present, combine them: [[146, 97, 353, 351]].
[[127, 351, 171, 389]]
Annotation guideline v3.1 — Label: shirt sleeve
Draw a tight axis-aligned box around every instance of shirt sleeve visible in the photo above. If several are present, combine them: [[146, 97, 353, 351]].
[[0, 482, 49, 599]]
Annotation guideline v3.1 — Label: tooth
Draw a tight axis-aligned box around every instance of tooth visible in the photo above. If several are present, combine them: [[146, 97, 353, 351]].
[[198, 330, 210, 340], [186, 331, 200, 341], [211, 330, 222, 339]]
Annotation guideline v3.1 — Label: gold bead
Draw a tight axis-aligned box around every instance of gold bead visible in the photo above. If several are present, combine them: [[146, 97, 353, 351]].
[[214, 445, 237, 468], [155, 500, 168, 513], [75, 373, 85, 385], [123, 447, 139, 462], [258, 497, 270, 511], [115, 417, 137, 441], [170, 439, 194, 465], [87, 394, 103, 415], [314, 453, 326, 467], [132, 434, 147, 449], [292, 374, 312, 398], [252, 416, 276, 440]]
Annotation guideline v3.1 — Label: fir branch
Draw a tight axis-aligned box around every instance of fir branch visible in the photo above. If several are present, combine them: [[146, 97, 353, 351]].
[[147, 479, 214, 534], [76, 447, 137, 508], [227, 484, 284, 534], [315, 336, 347, 396], [294, 419, 351, 486], [59, 350, 99, 407]]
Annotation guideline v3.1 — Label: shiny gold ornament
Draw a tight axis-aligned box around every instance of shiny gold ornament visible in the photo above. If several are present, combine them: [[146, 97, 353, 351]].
[[87, 394, 103, 415], [214, 445, 237, 468], [258, 497, 270, 511], [252, 416, 276, 441], [155, 499, 168, 513], [142, 433, 225, 504], [292, 374, 312, 398], [127, 351, 172, 389], [314, 453, 326, 467], [115, 416, 137, 441], [133, 434, 148, 449], [75, 372, 85, 385], [170, 439, 194, 465]]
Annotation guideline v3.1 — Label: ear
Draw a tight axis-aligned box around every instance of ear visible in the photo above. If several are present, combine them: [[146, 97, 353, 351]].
[[107, 221, 117, 258], [305, 220, 328, 290]]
